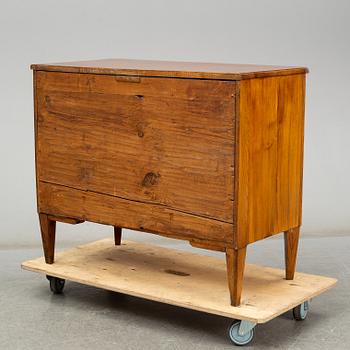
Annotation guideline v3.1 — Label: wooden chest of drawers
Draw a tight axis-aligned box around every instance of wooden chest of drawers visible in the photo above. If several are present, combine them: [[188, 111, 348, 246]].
[[32, 59, 308, 306]]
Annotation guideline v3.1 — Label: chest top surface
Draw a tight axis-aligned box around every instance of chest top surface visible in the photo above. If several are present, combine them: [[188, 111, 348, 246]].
[[31, 58, 308, 80]]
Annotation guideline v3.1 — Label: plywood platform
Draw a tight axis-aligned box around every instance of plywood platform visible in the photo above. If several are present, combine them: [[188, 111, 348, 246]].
[[21, 239, 337, 323]]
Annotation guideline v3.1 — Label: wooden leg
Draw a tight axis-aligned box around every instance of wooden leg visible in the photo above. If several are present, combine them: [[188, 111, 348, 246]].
[[114, 226, 122, 245], [284, 227, 300, 280], [225, 247, 247, 306], [39, 213, 56, 264]]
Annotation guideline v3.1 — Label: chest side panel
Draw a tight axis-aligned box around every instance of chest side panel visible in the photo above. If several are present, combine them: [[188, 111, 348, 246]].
[[35, 72, 235, 223], [236, 74, 305, 247]]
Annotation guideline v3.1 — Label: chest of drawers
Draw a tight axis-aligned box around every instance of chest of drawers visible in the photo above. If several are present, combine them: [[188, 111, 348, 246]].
[[32, 59, 307, 306]]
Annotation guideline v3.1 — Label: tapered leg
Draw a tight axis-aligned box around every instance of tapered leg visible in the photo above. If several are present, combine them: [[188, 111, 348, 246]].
[[114, 226, 122, 245], [39, 213, 56, 264], [226, 247, 247, 306], [284, 227, 300, 280]]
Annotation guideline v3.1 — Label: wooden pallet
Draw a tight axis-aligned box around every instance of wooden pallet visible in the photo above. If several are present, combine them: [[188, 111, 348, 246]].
[[21, 239, 336, 324]]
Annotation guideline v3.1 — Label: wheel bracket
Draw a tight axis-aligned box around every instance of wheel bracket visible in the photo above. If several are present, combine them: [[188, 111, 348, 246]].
[[238, 320, 256, 336]]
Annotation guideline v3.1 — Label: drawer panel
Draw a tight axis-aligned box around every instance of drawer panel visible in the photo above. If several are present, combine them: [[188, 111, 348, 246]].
[[36, 72, 235, 222], [38, 182, 234, 244]]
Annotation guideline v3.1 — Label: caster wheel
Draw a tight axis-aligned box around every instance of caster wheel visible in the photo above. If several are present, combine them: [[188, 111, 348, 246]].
[[228, 321, 254, 346], [47, 275, 65, 294], [293, 301, 309, 321]]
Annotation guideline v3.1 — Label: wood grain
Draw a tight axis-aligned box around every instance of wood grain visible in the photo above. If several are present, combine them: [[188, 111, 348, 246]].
[[36, 70, 235, 99], [235, 74, 306, 248], [21, 239, 337, 323], [36, 71, 236, 222], [284, 227, 300, 280], [33, 71, 40, 213], [189, 239, 226, 252], [226, 247, 247, 306], [38, 181, 234, 244], [31, 58, 308, 81], [39, 213, 56, 264], [47, 215, 84, 225]]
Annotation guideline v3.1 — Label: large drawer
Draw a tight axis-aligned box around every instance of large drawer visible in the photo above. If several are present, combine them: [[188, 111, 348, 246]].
[[36, 71, 236, 223]]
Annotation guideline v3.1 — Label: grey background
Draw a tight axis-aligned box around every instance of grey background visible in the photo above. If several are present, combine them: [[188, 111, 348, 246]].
[[0, 0, 349, 247]]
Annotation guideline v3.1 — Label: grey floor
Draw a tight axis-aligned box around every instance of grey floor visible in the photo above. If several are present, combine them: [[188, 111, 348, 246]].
[[1, 233, 349, 350]]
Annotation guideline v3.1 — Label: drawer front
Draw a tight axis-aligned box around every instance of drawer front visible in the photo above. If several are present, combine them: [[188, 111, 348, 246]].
[[36, 71, 235, 223], [38, 182, 234, 244]]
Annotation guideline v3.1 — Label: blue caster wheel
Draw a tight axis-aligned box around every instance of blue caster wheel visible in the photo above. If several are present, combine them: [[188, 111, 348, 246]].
[[46, 275, 65, 294], [293, 301, 309, 321], [228, 321, 255, 346]]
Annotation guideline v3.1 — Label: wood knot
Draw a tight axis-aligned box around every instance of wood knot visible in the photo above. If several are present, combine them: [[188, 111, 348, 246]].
[[136, 122, 146, 138], [142, 172, 160, 187], [164, 269, 190, 277], [79, 167, 93, 181], [44, 95, 51, 105]]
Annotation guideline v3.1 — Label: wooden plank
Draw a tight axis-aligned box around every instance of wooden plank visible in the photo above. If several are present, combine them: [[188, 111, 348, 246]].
[[38, 181, 234, 244], [21, 239, 337, 323], [33, 71, 40, 213], [236, 74, 306, 247], [237, 77, 278, 245], [31, 58, 308, 81], [36, 71, 235, 99], [47, 215, 84, 225], [36, 72, 235, 222]]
